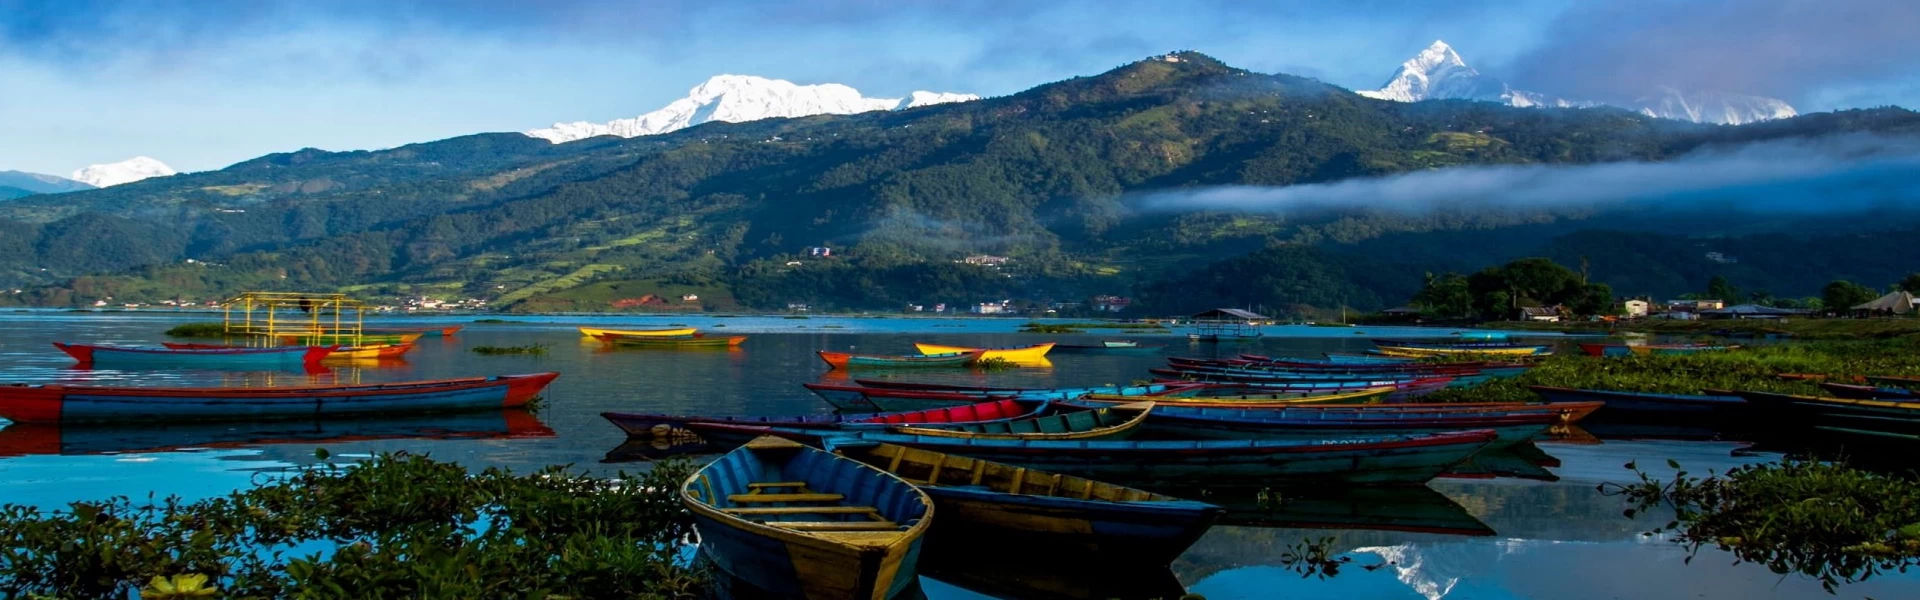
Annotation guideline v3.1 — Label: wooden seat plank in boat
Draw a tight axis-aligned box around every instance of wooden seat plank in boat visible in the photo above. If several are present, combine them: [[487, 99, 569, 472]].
[[720, 506, 880, 516], [778, 521, 902, 531], [729, 493, 847, 503], [747, 481, 808, 489]]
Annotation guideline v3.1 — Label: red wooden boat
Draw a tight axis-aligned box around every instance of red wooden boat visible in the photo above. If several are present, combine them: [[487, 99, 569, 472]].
[[55, 342, 335, 368], [0, 373, 559, 424]]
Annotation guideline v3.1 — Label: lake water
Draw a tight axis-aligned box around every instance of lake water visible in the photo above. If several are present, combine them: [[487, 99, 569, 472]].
[[0, 312, 1912, 599]]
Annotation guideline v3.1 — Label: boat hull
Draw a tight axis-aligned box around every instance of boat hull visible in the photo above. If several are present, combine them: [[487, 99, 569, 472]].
[[818, 351, 978, 369], [684, 438, 931, 600], [912, 342, 1054, 362], [0, 373, 559, 424], [1529, 386, 1745, 416], [579, 326, 698, 337], [602, 334, 746, 347], [54, 342, 334, 368], [837, 430, 1498, 487]]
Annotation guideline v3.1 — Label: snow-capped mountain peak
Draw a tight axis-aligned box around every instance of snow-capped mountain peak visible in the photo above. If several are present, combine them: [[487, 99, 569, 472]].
[[1355, 40, 1794, 124], [71, 156, 175, 188], [527, 75, 978, 143]]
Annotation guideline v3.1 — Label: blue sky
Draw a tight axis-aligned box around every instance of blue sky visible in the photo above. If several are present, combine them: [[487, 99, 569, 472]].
[[2, 0, 1915, 175]]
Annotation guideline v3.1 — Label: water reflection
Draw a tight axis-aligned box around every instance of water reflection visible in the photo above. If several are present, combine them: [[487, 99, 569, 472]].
[[0, 410, 551, 456]]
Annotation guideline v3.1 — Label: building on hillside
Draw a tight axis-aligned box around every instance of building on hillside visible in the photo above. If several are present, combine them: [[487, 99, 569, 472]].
[[1667, 299, 1724, 311], [962, 255, 1010, 267], [806, 247, 832, 257], [972, 302, 1007, 315], [1518, 306, 1561, 322], [1623, 299, 1650, 318], [681, 293, 699, 302], [1091, 295, 1132, 313], [786, 302, 811, 312]]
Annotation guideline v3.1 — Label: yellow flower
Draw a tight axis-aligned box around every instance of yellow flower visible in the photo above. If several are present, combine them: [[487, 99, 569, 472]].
[[140, 573, 217, 599]]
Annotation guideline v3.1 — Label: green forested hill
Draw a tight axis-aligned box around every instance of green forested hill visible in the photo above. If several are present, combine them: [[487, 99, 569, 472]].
[[4, 52, 1918, 312]]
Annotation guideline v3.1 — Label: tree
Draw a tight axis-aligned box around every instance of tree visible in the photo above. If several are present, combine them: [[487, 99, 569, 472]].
[[1706, 276, 1739, 303], [1412, 272, 1472, 318], [1464, 257, 1585, 320], [1899, 273, 1920, 293], [1821, 280, 1878, 314], [1567, 282, 1616, 317]]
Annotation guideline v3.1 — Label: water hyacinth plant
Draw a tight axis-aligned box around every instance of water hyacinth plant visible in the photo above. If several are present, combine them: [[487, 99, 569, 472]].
[[0, 453, 703, 599], [1603, 459, 1920, 593]]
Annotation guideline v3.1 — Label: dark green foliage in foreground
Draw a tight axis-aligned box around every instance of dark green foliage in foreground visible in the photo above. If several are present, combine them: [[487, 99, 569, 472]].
[[1822, 280, 1881, 313], [0, 453, 702, 599], [1427, 339, 1920, 403], [162, 322, 229, 338], [1604, 460, 1920, 593]]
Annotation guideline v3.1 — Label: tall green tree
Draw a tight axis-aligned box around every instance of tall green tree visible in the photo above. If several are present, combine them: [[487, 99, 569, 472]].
[[1899, 273, 1920, 293], [1412, 272, 1472, 318], [1821, 280, 1878, 313], [1465, 258, 1586, 319], [1706, 276, 1740, 302]]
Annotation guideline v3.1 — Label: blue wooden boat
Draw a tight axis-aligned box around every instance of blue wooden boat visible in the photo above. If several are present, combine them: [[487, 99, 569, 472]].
[[805, 429, 1500, 487], [832, 439, 1223, 564], [806, 382, 1179, 413], [1324, 352, 1415, 365], [1732, 390, 1920, 439], [817, 350, 980, 370], [1372, 338, 1532, 349], [53, 342, 335, 368], [682, 436, 932, 600], [601, 399, 1051, 443], [1819, 382, 1920, 400], [1068, 401, 1557, 449], [0, 373, 559, 424], [1527, 386, 1746, 416], [852, 379, 1200, 396], [1147, 368, 1432, 388]]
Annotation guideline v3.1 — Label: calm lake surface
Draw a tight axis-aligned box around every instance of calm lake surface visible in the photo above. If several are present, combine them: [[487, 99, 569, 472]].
[[1, 312, 1912, 599]]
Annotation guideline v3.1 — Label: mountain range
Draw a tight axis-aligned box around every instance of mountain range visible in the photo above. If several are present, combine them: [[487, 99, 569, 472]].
[[526, 75, 978, 143], [1358, 41, 1797, 125], [1, 52, 1914, 314], [0, 170, 94, 200]]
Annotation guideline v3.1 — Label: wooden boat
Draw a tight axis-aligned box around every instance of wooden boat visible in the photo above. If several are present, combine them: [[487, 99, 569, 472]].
[[54, 342, 335, 368], [1730, 390, 1920, 441], [816, 350, 980, 370], [323, 343, 416, 360], [1147, 367, 1428, 387], [682, 436, 932, 600], [1866, 375, 1920, 389], [599, 333, 746, 348], [802, 383, 1015, 412], [365, 325, 462, 337], [1373, 345, 1548, 357], [812, 429, 1501, 487], [1083, 395, 1601, 424], [275, 332, 423, 346], [578, 326, 698, 338], [834, 440, 1222, 564], [1371, 338, 1533, 350], [1049, 341, 1166, 355], [1324, 352, 1416, 364], [1081, 401, 1558, 448], [1579, 343, 1735, 357], [851, 380, 1203, 396], [1081, 386, 1396, 407], [911, 342, 1054, 362], [1819, 382, 1920, 400], [601, 399, 1052, 442], [0, 373, 560, 424], [1528, 386, 1746, 416], [0, 409, 551, 457], [887, 403, 1151, 441]]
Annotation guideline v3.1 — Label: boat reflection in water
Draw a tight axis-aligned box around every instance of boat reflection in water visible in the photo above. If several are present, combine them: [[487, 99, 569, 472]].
[[918, 540, 1187, 600], [0, 410, 552, 457], [1158, 485, 1495, 537], [601, 435, 730, 463]]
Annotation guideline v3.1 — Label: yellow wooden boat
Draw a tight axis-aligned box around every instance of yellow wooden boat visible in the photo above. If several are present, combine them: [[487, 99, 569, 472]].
[[1373, 345, 1545, 358], [1077, 387, 1395, 408], [912, 342, 1055, 362], [578, 326, 697, 338], [889, 403, 1152, 441], [321, 342, 416, 360]]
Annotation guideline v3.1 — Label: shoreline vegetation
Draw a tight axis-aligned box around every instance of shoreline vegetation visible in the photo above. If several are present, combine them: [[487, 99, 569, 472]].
[[1491, 318, 1920, 340], [1427, 338, 1920, 403], [0, 453, 704, 599]]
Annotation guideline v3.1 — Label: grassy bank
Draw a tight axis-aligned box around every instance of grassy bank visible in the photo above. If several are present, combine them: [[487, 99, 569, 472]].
[[1492, 318, 1920, 340], [0, 453, 702, 598], [1429, 338, 1920, 403], [162, 322, 229, 338]]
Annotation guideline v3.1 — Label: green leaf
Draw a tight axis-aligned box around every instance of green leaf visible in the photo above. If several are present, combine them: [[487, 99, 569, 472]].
[[314, 447, 331, 460], [1666, 459, 1681, 470]]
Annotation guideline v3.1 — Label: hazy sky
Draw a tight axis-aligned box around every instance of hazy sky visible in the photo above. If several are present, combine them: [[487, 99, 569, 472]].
[[2, 0, 1915, 175]]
